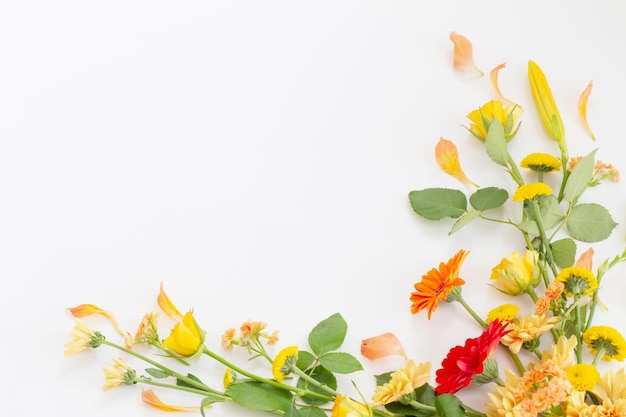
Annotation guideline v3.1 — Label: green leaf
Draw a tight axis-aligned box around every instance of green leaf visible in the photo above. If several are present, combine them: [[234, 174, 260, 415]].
[[567, 203, 618, 242], [375, 372, 392, 386], [469, 187, 508, 210], [434, 394, 465, 417], [318, 352, 363, 374], [199, 392, 228, 417], [517, 219, 540, 236], [296, 366, 336, 405], [296, 350, 316, 371], [298, 407, 327, 417], [308, 313, 347, 356], [285, 403, 303, 417], [226, 381, 293, 413], [525, 194, 564, 230], [383, 384, 437, 417], [408, 189, 467, 220], [176, 373, 205, 389], [484, 118, 509, 167], [563, 149, 597, 202], [145, 368, 170, 378], [449, 210, 481, 235], [550, 238, 577, 268]]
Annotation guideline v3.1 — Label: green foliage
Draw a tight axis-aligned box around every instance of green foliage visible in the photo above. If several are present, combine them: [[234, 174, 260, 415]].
[[563, 149, 597, 203], [567, 203, 618, 242], [176, 373, 205, 389], [551, 238, 577, 268], [484, 119, 510, 167], [469, 187, 508, 211], [384, 384, 436, 417], [449, 210, 481, 235], [296, 365, 336, 405], [525, 194, 564, 230], [145, 368, 169, 378], [284, 403, 304, 417], [296, 350, 316, 371], [308, 313, 347, 356], [408, 188, 467, 220], [318, 352, 363, 374], [297, 406, 327, 417], [434, 394, 466, 417], [226, 381, 293, 413]]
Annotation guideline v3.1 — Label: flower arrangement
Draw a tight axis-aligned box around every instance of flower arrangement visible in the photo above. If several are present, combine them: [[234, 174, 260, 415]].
[[65, 32, 626, 417]]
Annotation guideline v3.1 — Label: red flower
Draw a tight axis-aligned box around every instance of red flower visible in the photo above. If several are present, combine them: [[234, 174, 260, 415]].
[[434, 320, 509, 394]]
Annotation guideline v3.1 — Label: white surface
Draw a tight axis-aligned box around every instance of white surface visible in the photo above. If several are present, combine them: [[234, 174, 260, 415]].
[[2, 1, 626, 416]]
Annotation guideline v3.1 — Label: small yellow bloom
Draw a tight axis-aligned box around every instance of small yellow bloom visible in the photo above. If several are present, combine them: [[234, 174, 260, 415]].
[[449, 31, 483, 76], [520, 153, 561, 173], [157, 282, 183, 321], [566, 364, 600, 392], [331, 394, 371, 417], [371, 360, 431, 406], [272, 346, 298, 382], [434, 138, 478, 187], [583, 326, 626, 362], [486, 304, 519, 324], [512, 182, 552, 202], [223, 368, 235, 388], [541, 335, 577, 369], [528, 60, 565, 143], [490, 250, 540, 296], [578, 80, 596, 141], [64, 319, 102, 357], [103, 357, 136, 390], [141, 389, 202, 412], [466, 100, 522, 142], [555, 266, 598, 297], [162, 311, 204, 357]]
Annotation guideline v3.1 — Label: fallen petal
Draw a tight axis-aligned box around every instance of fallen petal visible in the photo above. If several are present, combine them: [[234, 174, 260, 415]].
[[157, 282, 184, 321], [449, 32, 483, 76], [435, 138, 478, 187], [578, 81, 596, 141], [141, 389, 201, 412], [361, 332, 406, 360], [67, 304, 124, 336], [490, 62, 513, 105]]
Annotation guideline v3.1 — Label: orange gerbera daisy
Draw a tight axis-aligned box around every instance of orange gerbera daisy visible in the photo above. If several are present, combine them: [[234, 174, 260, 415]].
[[410, 250, 468, 319]]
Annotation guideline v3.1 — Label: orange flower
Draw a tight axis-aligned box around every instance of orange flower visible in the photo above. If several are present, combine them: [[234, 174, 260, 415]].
[[490, 62, 514, 105], [410, 250, 468, 319], [449, 32, 483, 76], [578, 80, 596, 141], [157, 282, 183, 321], [67, 304, 124, 336], [141, 389, 202, 412], [435, 138, 478, 187], [361, 332, 406, 360]]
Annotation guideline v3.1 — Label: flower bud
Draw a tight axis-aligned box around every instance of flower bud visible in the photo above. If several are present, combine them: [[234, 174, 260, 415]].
[[490, 250, 540, 295], [162, 311, 204, 357]]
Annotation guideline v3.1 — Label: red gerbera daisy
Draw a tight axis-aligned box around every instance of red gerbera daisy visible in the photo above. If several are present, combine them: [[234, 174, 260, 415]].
[[410, 249, 468, 319], [435, 320, 509, 394]]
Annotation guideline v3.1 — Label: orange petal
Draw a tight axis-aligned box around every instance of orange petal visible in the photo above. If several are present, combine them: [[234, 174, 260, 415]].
[[67, 304, 124, 336], [141, 389, 201, 412], [578, 81, 596, 141], [435, 138, 478, 187], [575, 247, 594, 271], [157, 282, 184, 321], [490, 62, 513, 105], [449, 32, 483, 76], [361, 332, 406, 360]]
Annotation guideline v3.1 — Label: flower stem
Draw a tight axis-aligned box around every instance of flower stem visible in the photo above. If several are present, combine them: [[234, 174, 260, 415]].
[[456, 294, 488, 329], [290, 365, 341, 397], [137, 377, 230, 401], [529, 200, 558, 277]]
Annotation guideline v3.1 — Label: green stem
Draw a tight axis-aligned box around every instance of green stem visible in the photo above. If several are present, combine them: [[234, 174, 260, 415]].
[[137, 377, 231, 401], [574, 297, 583, 364], [529, 200, 558, 277], [504, 346, 526, 375], [456, 294, 488, 329], [406, 400, 437, 412], [592, 346, 606, 367], [290, 366, 341, 397]]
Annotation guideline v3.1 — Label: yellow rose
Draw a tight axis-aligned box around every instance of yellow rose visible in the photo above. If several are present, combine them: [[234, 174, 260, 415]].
[[490, 250, 540, 295], [331, 395, 370, 417], [162, 311, 204, 357]]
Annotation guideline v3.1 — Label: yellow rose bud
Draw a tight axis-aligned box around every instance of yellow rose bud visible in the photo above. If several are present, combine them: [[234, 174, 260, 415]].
[[331, 395, 370, 417], [162, 311, 204, 357], [490, 250, 540, 295], [528, 60, 565, 144]]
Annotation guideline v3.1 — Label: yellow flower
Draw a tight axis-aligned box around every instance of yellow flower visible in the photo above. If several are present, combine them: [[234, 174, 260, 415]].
[[520, 152, 561, 173], [466, 100, 522, 142], [528, 60, 565, 143], [486, 304, 519, 324], [566, 364, 600, 392], [371, 360, 431, 406], [593, 368, 626, 403], [578, 80, 596, 141], [583, 326, 626, 362], [500, 312, 560, 354], [555, 266, 598, 297], [103, 357, 136, 390], [64, 319, 103, 357], [141, 389, 202, 412], [162, 311, 204, 357], [272, 346, 298, 382], [434, 138, 478, 187], [331, 395, 371, 417], [490, 250, 540, 296], [223, 368, 235, 388], [449, 31, 483, 76], [541, 335, 577, 369], [512, 182, 552, 202]]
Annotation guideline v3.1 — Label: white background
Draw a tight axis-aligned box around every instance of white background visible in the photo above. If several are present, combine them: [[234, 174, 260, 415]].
[[2, 1, 626, 416]]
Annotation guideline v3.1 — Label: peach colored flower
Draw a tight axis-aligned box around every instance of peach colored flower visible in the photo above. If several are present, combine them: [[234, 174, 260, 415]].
[[133, 312, 159, 344], [67, 303, 124, 336], [535, 296, 550, 315], [434, 138, 478, 187], [545, 281, 565, 300], [361, 332, 406, 360], [449, 32, 483, 76], [240, 320, 267, 339], [578, 80, 596, 141], [221, 327, 237, 350]]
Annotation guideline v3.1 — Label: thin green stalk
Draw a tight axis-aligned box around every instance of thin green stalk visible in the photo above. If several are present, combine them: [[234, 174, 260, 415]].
[[290, 366, 341, 397], [137, 377, 231, 401], [574, 298, 583, 364], [456, 294, 487, 329], [528, 200, 558, 277]]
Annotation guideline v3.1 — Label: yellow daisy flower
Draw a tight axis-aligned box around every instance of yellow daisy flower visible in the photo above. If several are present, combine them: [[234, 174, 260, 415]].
[[64, 319, 104, 357], [272, 346, 298, 382], [371, 359, 431, 406], [512, 183, 552, 202], [500, 313, 560, 354], [555, 266, 598, 297], [583, 326, 626, 362], [593, 368, 626, 403], [520, 152, 561, 173], [103, 357, 136, 390], [566, 364, 600, 392], [486, 304, 519, 324]]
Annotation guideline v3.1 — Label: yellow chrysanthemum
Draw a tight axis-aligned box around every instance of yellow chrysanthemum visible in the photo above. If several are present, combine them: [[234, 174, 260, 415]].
[[371, 360, 431, 406], [272, 346, 298, 382], [500, 313, 560, 354], [566, 364, 600, 392], [520, 152, 561, 173], [486, 304, 520, 324], [103, 357, 136, 390], [555, 267, 598, 297], [512, 182, 552, 202], [593, 368, 626, 403], [541, 335, 577, 370], [583, 326, 626, 362], [64, 319, 103, 357]]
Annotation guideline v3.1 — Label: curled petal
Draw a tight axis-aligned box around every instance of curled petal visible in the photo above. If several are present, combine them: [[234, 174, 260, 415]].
[[67, 304, 124, 336], [578, 81, 596, 141], [361, 332, 407, 360], [141, 389, 202, 412], [575, 247, 594, 271], [449, 32, 483, 76], [157, 282, 183, 321], [435, 138, 478, 187], [490, 62, 513, 105]]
